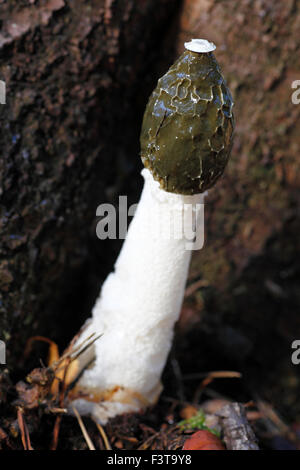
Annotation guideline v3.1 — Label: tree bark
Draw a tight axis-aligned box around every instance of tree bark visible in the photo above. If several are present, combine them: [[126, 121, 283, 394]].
[[0, 0, 180, 366], [175, 0, 300, 420]]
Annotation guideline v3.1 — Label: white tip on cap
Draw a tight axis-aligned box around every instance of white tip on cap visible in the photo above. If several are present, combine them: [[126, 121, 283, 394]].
[[184, 38, 216, 53]]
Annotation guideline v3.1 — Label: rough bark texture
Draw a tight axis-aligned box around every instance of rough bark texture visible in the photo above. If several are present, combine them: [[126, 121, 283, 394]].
[[0, 0, 180, 367], [217, 403, 259, 450], [176, 0, 300, 421]]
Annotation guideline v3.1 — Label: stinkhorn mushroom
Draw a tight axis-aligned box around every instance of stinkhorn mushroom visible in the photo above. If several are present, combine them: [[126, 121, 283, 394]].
[[68, 39, 234, 423]]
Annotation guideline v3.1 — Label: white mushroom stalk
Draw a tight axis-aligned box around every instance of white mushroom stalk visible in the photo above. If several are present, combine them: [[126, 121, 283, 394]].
[[68, 39, 234, 424], [70, 169, 204, 422]]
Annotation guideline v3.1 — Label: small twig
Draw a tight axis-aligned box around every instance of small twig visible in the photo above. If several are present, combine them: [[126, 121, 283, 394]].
[[24, 336, 59, 362], [192, 371, 242, 404], [72, 405, 96, 450], [51, 415, 62, 451], [184, 370, 242, 381], [200, 371, 241, 389], [59, 356, 72, 404], [137, 432, 159, 450], [17, 408, 33, 450], [217, 402, 259, 450], [70, 334, 103, 362], [47, 407, 68, 414], [17, 409, 27, 450], [50, 334, 102, 393], [93, 419, 112, 450], [54, 333, 101, 367], [50, 357, 73, 450]]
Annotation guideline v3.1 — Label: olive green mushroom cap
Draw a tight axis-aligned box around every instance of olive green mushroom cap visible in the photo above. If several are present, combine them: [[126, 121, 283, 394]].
[[140, 41, 234, 195]]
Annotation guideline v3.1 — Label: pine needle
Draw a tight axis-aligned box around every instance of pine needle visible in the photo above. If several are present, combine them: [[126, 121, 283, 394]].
[[93, 419, 112, 450], [17, 408, 34, 450], [71, 405, 96, 450]]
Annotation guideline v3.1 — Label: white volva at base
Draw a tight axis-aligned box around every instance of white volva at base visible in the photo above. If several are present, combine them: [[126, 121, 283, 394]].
[[70, 169, 205, 423]]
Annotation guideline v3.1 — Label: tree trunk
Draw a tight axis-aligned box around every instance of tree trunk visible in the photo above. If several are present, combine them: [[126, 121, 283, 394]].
[[175, 0, 300, 420], [0, 0, 180, 367]]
